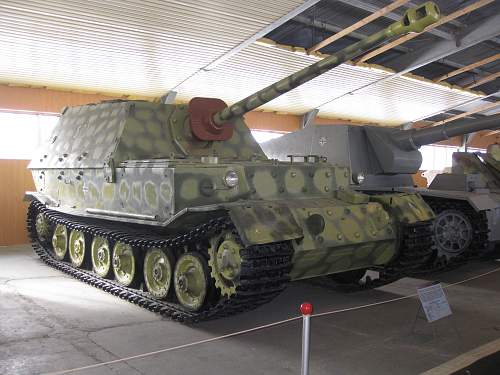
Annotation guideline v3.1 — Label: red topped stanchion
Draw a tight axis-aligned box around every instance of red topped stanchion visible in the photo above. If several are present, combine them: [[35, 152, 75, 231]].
[[300, 302, 313, 375], [300, 302, 313, 316]]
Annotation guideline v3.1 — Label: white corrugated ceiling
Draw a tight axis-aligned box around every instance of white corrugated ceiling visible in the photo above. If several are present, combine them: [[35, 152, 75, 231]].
[[0, 0, 311, 93], [175, 43, 481, 125], [0, 0, 485, 125]]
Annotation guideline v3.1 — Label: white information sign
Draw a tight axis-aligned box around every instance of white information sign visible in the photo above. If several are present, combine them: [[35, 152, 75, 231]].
[[417, 283, 452, 323]]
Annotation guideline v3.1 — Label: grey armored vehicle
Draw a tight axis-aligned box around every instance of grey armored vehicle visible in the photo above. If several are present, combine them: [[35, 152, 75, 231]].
[[26, 3, 440, 321], [262, 113, 500, 262]]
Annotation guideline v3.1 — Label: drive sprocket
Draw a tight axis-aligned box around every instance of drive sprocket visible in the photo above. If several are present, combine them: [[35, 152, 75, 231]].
[[208, 231, 242, 297]]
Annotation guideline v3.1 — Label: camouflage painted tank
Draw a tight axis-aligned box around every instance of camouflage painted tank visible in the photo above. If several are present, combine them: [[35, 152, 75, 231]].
[[26, 3, 440, 322]]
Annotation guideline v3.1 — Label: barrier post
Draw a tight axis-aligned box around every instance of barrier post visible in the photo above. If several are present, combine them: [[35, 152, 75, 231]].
[[300, 302, 313, 375]]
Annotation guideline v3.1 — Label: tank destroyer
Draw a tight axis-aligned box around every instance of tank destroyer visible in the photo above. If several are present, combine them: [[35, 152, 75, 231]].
[[262, 114, 500, 264], [26, 2, 440, 322]]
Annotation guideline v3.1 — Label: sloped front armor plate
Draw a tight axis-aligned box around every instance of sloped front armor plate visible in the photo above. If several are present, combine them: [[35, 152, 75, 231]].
[[229, 203, 303, 246]]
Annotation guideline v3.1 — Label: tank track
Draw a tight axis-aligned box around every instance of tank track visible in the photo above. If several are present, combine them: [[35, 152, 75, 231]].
[[27, 200, 294, 323], [385, 221, 435, 275]]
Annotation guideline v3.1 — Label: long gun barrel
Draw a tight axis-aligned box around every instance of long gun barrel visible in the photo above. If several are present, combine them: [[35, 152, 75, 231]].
[[392, 113, 500, 150], [211, 2, 440, 126]]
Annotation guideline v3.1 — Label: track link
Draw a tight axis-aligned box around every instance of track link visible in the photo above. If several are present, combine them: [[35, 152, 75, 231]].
[[388, 221, 435, 273], [27, 201, 293, 323]]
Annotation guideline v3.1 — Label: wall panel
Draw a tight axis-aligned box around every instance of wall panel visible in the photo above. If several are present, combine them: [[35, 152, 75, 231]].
[[0, 160, 34, 245], [0, 84, 124, 113]]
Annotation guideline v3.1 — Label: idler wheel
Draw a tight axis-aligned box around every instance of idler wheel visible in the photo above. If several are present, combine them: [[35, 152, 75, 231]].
[[174, 253, 210, 311], [144, 248, 174, 299], [91, 236, 112, 278], [35, 213, 50, 242], [68, 230, 87, 268], [112, 242, 140, 287], [433, 209, 473, 259], [52, 224, 68, 261]]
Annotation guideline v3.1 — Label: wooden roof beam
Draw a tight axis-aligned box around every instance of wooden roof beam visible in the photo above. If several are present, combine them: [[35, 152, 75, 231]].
[[355, 0, 495, 64], [434, 53, 500, 82], [307, 0, 409, 54], [465, 71, 500, 89], [483, 129, 500, 137], [430, 101, 500, 127], [336, 0, 453, 40]]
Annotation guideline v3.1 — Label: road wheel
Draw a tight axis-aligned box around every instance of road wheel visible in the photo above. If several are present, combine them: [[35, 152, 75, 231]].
[[144, 248, 174, 299], [68, 230, 88, 268], [91, 236, 112, 278], [174, 253, 210, 311], [433, 209, 473, 259], [52, 224, 68, 261], [112, 242, 141, 287]]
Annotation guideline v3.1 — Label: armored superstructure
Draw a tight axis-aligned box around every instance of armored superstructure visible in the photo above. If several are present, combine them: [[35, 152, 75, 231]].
[[27, 3, 440, 321], [262, 114, 500, 262]]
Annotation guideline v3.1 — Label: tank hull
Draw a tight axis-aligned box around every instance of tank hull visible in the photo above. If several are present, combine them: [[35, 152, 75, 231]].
[[25, 189, 400, 281]]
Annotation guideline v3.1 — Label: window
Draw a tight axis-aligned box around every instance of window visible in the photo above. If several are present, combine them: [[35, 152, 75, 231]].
[[420, 145, 457, 171], [420, 145, 486, 171], [0, 112, 59, 159], [467, 147, 487, 153], [250, 130, 284, 144]]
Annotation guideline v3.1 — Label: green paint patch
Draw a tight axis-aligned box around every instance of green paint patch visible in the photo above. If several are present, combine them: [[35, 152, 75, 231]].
[[135, 109, 153, 121], [76, 182, 85, 200], [253, 170, 277, 198], [89, 183, 99, 201], [240, 146, 255, 159], [144, 182, 158, 208], [373, 242, 397, 265], [154, 139, 170, 153], [121, 135, 135, 148], [244, 132, 255, 144], [313, 167, 332, 192], [179, 178, 199, 201], [284, 168, 305, 194], [132, 182, 142, 203], [136, 136, 153, 151], [228, 131, 241, 145], [102, 183, 115, 200], [330, 253, 353, 271], [147, 121, 162, 138], [119, 181, 130, 201], [126, 118, 145, 135], [339, 218, 362, 242], [235, 120, 247, 132], [353, 243, 375, 260], [64, 183, 76, 201], [160, 182, 172, 203]]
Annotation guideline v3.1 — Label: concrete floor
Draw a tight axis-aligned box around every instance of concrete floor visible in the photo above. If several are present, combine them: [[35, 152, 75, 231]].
[[1, 245, 500, 375]]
